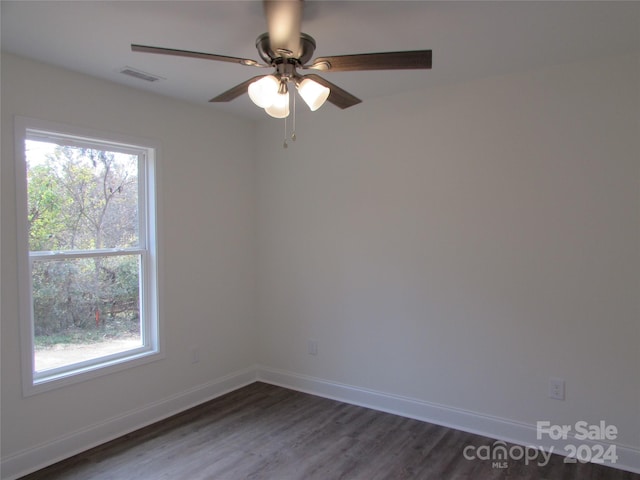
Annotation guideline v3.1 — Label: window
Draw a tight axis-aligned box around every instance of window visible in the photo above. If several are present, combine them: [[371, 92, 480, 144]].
[[15, 117, 161, 395]]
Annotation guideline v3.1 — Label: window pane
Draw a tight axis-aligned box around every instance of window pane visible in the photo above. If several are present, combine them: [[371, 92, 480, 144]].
[[32, 255, 142, 372], [25, 140, 139, 252], [17, 119, 159, 394]]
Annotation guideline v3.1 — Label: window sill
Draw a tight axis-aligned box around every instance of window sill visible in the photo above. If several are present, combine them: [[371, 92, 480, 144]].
[[24, 348, 164, 397]]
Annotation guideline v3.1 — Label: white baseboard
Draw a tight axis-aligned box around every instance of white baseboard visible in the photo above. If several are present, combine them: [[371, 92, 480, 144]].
[[4, 365, 638, 479], [256, 365, 640, 475], [1, 367, 257, 480]]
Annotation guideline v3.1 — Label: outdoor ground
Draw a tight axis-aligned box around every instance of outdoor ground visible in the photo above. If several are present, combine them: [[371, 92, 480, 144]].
[[35, 338, 141, 371]]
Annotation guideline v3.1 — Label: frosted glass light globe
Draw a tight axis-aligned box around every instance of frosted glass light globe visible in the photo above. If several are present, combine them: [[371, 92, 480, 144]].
[[265, 91, 290, 118], [297, 78, 330, 111], [248, 75, 279, 108]]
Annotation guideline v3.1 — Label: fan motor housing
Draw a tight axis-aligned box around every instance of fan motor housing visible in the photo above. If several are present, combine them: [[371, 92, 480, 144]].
[[256, 32, 316, 65]]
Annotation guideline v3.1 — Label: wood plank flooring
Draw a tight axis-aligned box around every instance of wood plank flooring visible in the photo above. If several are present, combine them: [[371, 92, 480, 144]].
[[19, 382, 639, 479]]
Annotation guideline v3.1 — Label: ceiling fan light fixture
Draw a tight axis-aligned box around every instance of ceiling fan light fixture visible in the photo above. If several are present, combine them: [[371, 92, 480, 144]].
[[248, 75, 280, 108], [297, 78, 330, 111], [265, 90, 290, 118], [132, 1, 432, 126]]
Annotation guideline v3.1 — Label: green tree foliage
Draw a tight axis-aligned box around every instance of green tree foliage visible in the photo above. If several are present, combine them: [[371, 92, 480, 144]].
[[27, 142, 141, 338], [27, 163, 66, 251]]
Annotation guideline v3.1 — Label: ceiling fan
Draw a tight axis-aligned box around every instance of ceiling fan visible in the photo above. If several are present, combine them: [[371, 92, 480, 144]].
[[132, 0, 432, 118]]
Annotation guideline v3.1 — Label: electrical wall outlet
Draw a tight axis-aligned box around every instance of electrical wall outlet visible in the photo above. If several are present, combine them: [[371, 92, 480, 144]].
[[308, 339, 318, 356], [549, 377, 565, 400]]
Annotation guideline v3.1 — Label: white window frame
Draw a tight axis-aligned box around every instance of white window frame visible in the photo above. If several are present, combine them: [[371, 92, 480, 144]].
[[15, 116, 163, 396]]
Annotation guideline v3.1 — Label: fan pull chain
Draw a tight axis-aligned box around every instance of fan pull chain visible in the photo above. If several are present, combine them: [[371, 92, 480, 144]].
[[291, 93, 297, 142], [283, 114, 288, 149]]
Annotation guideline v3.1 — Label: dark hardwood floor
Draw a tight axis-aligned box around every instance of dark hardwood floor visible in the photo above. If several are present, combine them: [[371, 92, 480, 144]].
[[19, 382, 639, 479]]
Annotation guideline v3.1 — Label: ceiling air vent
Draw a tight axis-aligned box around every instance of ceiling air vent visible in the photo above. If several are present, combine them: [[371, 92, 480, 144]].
[[119, 66, 164, 82]]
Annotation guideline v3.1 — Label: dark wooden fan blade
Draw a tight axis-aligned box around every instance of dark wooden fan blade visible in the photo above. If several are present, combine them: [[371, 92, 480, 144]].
[[209, 76, 265, 103], [309, 50, 432, 72], [131, 44, 264, 67], [304, 74, 361, 109], [264, 0, 302, 58]]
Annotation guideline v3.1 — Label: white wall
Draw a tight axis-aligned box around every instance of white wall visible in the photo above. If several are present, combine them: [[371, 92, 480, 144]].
[[256, 54, 640, 454], [1, 53, 257, 475], [2, 50, 639, 476]]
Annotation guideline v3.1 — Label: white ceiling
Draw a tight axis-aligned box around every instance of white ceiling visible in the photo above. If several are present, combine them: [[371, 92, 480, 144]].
[[2, 1, 639, 121]]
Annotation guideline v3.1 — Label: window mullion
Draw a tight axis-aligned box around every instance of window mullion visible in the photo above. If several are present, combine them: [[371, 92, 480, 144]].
[[30, 248, 145, 261]]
